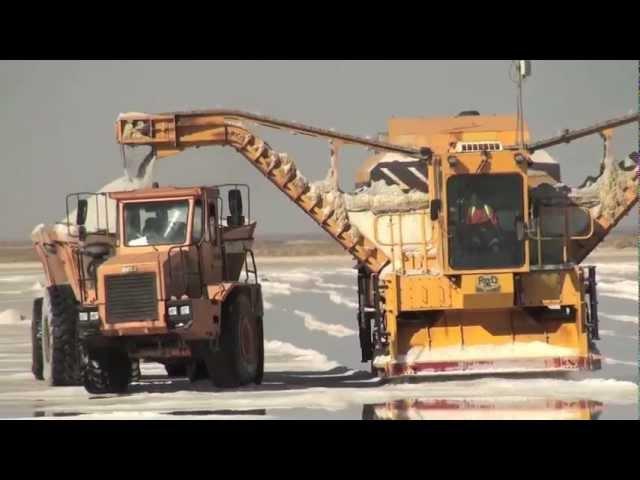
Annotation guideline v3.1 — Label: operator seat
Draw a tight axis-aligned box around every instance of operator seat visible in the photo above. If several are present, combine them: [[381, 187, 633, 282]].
[[143, 217, 157, 234], [143, 217, 162, 240]]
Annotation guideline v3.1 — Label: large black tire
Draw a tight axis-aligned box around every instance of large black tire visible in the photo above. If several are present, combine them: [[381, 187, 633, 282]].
[[186, 359, 208, 382], [82, 347, 131, 394], [164, 362, 188, 378], [254, 315, 264, 385], [130, 359, 141, 382], [206, 292, 263, 388], [31, 297, 44, 380], [362, 405, 378, 420], [41, 285, 82, 386]]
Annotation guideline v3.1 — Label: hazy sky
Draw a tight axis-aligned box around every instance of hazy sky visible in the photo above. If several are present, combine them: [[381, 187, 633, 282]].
[[0, 60, 636, 240]]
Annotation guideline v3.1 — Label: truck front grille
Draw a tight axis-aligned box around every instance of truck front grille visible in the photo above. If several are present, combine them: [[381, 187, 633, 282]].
[[105, 273, 157, 323]]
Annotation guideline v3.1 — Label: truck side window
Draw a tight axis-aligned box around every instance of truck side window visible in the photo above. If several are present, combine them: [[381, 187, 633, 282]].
[[192, 201, 203, 242], [208, 202, 217, 243]]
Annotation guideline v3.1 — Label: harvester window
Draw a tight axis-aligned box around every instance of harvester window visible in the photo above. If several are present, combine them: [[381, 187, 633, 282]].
[[537, 205, 591, 238], [447, 174, 525, 270], [124, 200, 190, 246]]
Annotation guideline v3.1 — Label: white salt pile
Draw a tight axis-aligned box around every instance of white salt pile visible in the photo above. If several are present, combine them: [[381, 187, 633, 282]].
[[344, 180, 429, 213], [0, 309, 27, 325], [264, 339, 338, 372], [293, 310, 356, 338]]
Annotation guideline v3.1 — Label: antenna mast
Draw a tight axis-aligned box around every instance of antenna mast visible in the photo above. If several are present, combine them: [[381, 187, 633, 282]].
[[512, 60, 531, 150]]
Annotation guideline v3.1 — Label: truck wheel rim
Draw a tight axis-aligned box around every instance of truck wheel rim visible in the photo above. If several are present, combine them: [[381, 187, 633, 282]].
[[240, 314, 257, 366]]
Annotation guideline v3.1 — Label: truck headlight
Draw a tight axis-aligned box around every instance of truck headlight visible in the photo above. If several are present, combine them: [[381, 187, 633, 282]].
[[89, 311, 99, 321], [166, 302, 192, 329], [79, 312, 89, 321]]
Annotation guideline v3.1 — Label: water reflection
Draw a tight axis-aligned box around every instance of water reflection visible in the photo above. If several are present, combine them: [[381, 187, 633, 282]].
[[33, 409, 267, 418], [31, 401, 603, 419], [33, 411, 83, 418], [26, 369, 620, 420], [362, 399, 604, 420], [165, 409, 267, 417]]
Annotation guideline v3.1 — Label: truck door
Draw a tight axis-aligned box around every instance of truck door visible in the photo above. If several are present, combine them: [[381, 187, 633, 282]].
[[198, 197, 224, 284]]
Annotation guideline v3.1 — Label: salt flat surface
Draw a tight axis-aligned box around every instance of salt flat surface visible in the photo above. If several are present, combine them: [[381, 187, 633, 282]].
[[0, 257, 636, 420]]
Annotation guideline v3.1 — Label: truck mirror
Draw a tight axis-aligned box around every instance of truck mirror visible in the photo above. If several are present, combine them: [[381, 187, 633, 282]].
[[228, 189, 244, 227], [430, 199, 442, 221], [76, 199, 88, 226]]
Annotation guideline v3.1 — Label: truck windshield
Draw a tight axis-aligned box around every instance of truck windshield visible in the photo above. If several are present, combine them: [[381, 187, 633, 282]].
[[124, 200, 190, 246], [447, 174, 525, 270]]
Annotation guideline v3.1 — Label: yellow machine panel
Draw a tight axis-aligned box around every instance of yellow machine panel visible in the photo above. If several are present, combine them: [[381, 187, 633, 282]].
[[519, 270, 581, 306], [460, 273, 514, 309]]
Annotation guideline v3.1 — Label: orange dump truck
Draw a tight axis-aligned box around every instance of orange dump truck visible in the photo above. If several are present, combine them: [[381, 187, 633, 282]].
[[32, 183, 264, 392]]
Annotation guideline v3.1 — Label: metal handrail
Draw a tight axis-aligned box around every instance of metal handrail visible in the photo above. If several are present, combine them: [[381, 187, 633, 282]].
[[373, 211, 431, 247], [243, 248, 258, 284], [373, 210, 433, 274], [528, 208, 594, 241]]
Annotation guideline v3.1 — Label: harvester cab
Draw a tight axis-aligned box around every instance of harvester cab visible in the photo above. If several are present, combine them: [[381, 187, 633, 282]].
[[439, 134, 595, 273]]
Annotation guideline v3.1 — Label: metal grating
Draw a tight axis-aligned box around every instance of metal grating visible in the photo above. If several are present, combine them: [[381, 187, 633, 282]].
[[455, 142, 503, 153], [105, 273, 157, 323]]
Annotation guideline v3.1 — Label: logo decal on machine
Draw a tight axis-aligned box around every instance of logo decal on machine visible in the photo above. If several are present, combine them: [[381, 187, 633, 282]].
[[122, 265, 138, 274], [476, 275, 500, 293]]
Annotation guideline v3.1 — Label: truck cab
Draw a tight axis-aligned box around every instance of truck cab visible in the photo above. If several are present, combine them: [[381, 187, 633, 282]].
[[71, 184, 263, 392]]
